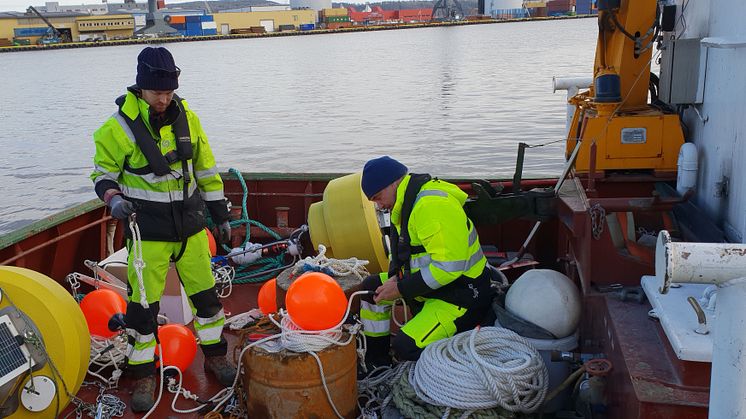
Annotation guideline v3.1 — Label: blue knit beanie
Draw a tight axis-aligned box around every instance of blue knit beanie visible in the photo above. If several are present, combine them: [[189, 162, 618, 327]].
[[361, 156, 408, 199], [136, 47, 179, 91]]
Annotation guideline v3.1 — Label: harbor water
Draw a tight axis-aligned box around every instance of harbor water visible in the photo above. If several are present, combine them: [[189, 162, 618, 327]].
[[0, 18, 597, 235]]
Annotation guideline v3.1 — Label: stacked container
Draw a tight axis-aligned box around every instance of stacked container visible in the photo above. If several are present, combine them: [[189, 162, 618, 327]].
[[201, 15, 217, 36], [170, 14, 216, 37], [546, 0, 576, 15]]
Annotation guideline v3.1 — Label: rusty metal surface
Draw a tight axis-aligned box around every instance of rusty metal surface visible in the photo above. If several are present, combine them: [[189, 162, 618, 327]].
[[242, 336, 358, 418], [583, 296, 709, 419]]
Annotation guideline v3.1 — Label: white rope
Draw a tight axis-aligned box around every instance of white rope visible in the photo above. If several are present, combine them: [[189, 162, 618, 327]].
[[144, 289, 369, 418], [224, 308, 263, 330], [128, 217, 149, 309], [293, 244, 370, 281], [410, 326, 548, 414], [87, 334, 128, 388], [213, 264, 235, 298]]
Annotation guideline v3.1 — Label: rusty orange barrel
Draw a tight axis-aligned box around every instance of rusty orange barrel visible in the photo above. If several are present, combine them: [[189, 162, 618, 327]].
[[242, 337, 358, 418]]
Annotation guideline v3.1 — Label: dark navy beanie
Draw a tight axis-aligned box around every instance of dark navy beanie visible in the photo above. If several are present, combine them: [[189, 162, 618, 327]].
[[361, 156, 408, 199], [136, 47, 179, 91]]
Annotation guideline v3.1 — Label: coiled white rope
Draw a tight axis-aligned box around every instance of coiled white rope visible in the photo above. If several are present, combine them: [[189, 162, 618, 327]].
[[293, 244, 370, 281], [87, 334, 128, 388], [213, 264, 235, 298], [410, 326, 548, 414]]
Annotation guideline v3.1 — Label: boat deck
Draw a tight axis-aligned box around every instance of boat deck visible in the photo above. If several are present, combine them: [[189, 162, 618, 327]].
[[62, 282, 263, 419]]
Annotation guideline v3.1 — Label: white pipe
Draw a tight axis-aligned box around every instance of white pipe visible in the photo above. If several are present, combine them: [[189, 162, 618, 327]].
[[653, 230, 746, 419], [552, 76, 593, 134], [656, 230, 746, 294]]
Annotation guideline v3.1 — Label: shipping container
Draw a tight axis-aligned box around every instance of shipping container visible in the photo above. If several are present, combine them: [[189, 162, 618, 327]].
[[325, 15, 350, 23], [278, 24, 296, 31], [13, 27, 49, 37], [202, 28, 217, 36], [321, 8, 348, 17], [185, 15, 202, 23], [326, 22, 352, 29], [575, 0, 596, 14], [169, 15, 185, 24], [299, 23, 315, 31], [201, 14, 214, 22], [185, 22, 202, 35]]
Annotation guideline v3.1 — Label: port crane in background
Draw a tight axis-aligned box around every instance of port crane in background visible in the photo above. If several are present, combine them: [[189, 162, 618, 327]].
[[26, 5, 67, 44], [431, 0, 465, 21], [134, 0, 177, 37]]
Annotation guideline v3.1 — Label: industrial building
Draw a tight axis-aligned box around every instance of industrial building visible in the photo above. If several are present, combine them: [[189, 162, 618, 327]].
[[0, 2, 320, 45], [482, 0, 528, 19]]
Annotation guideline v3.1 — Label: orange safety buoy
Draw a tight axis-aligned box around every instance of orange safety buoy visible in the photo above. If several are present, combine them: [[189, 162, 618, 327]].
[[156, 324, 197, 372], [79, 289, 127, 338], [258, 278, 278, 314], [286, 272, 347, 331], [205, 227, 217, 256]]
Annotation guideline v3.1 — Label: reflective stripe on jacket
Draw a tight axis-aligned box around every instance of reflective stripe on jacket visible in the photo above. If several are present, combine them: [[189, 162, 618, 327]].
[[392, 175, 487, 306], [91, 90, 226, 241]]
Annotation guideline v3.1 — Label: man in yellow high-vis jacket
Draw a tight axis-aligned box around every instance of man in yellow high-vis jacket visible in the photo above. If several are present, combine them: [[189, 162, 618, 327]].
[[91, 47, 234, 412], [359, 156, 493, 368]]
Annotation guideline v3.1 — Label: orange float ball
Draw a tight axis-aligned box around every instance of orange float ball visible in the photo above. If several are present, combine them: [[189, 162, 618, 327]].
[[258, 278, 278, 314], [286, 272, 347, 331], [79, 289, 127, 338], [156, 324, 197, 372], [205, 228, 217, 256]]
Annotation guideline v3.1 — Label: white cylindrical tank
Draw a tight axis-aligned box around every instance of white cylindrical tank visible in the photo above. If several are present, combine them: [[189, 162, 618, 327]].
[[505, 269, 581, 338], [676, 142, 698, 196], [290, 0, 332, 11]]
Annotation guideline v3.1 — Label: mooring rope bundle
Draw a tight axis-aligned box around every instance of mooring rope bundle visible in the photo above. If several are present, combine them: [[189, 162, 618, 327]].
[[293, 244, 370, 281], [409, 327, 548, 415]]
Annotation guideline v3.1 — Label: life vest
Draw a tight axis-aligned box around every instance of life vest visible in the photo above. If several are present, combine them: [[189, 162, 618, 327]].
[[389, 174, 491, 308], [112, 91, 206, 249]]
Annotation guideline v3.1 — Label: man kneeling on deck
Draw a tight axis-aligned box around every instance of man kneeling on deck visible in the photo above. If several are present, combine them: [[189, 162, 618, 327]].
[[359, 156, 494, 368]]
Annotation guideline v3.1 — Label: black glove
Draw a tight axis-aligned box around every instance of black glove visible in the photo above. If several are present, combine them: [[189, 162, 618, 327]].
[[218, 221, 231, 244], [109, 195, 135, 219]]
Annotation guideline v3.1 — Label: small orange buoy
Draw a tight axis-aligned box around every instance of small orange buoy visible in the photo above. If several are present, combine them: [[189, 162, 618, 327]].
[[205, 228, 217, 256], [286, 272, 347, 331], [79, 289, 127, 338], [258, 278, 278, 314], [156, 324, 197, 372]]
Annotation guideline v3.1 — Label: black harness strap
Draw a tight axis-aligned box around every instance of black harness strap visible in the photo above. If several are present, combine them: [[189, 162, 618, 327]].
[[388, 173, 431, 280], [116, 93, 193, 261], [115, 94, 192, 177]]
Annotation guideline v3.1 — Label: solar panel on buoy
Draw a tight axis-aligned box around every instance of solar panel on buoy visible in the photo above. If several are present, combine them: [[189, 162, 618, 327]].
[[0, 315, 35, 387]]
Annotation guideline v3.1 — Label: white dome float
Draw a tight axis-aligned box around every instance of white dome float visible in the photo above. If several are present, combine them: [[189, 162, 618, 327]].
[[505, 269, 581, 338]]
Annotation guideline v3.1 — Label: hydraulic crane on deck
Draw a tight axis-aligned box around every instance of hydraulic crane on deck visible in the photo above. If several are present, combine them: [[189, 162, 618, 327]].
[[26, 5, 65, 44], [566, 0, 684, 176]]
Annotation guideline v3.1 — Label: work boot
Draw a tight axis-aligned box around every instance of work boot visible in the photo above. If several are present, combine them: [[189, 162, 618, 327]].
[[130, 375, 157, 413], [204, 356, 237, 387]]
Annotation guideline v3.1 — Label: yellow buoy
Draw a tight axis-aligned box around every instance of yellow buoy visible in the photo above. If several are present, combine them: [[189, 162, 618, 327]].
[[0, 266, 90, 418], [308, 172, 389, 274]]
